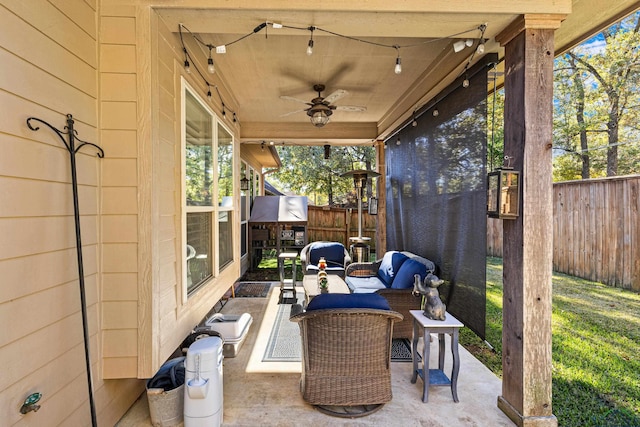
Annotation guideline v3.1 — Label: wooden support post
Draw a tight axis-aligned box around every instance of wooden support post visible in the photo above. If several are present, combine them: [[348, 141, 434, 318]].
[[496, 14, 565, 427], [375, 140, 386, 256]]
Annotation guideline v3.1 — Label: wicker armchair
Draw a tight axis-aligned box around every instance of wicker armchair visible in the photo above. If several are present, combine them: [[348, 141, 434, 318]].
[[300, 241, 351, 278], [290, 306, 403, 415]]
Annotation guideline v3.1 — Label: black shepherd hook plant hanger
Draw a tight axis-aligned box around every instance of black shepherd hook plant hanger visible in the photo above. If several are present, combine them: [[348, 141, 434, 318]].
[[26, 114, 103, 427]]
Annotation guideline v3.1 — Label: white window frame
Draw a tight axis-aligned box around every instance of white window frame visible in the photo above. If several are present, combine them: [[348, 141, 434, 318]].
[[181, 78, 235, 301]]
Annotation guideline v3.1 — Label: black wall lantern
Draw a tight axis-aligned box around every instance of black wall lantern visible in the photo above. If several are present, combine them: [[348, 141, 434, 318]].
[[368, 197, 378, 215], [487, 168, 520, 219], [240, 175, 250, 191]]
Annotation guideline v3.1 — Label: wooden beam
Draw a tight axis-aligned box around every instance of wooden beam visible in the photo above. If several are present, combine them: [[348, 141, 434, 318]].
[[154, 0, 572, 15], [496, 16, 560, 427], [240, 121, 378, 141]]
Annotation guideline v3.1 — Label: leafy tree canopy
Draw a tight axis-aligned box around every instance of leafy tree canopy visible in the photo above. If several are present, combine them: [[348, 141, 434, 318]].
[[269, 145, 376, 206]]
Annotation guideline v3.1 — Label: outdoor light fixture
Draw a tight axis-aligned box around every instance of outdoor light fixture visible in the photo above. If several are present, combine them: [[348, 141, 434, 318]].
[[368, 197, 378, 215], [207, 46, 215, 74], [306, 26, 315, 56], [308, 104, 332, 127], [453, 40, 467, 53], [240, 175, 250, 191], [487, 167, 520, 219], [394, 46, 402, 74], [324, 144, 331, 159]]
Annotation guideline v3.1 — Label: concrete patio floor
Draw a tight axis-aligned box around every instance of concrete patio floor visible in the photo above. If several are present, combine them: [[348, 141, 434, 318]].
[[117, 285, 514, 426]]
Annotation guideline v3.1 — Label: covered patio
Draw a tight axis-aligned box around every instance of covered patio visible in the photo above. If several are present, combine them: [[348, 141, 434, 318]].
[[117, 285, 513, 426], [3, 1, 640, 426]]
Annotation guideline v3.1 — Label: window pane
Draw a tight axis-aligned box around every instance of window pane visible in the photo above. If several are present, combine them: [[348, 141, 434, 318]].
[[219, 211, 233, 268], [187, 212, 213, 293], [241, 223, 247, 256], [185, 92, 213, 206], [218, 124, 233, 206], [240, 163, 248, 221]]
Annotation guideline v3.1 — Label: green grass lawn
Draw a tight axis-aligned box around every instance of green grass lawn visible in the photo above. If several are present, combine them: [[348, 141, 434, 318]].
[[459, 257, 640, 427]]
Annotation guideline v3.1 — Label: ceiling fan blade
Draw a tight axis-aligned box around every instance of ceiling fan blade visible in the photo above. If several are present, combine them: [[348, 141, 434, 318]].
[[335, 105, 367, 112], [323, 89, 348, 104], [280, 95, 312, 105], [280, 108, 308, 118]]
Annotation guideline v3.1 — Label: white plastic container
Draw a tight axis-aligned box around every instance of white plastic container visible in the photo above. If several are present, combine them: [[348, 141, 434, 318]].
[[184, 337, 224, 427], [204, 313, 253, 358]]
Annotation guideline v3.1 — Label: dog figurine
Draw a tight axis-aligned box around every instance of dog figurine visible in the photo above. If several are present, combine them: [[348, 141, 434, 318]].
[[413, 273, 446, 321]]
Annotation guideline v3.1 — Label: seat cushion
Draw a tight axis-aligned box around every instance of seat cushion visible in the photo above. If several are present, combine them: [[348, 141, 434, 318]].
[[345, 276, 387, 292], [306, 293, 390, 311], [391, 258, 427, 289], [308, 242, 346, 267], [377, 251, 409, 287]]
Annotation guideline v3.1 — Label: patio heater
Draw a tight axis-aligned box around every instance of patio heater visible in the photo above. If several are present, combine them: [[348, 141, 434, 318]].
[[341, 169, 380, 262]]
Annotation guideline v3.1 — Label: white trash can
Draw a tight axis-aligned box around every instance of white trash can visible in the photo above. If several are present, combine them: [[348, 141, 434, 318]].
[[184, 336, 224, 427]]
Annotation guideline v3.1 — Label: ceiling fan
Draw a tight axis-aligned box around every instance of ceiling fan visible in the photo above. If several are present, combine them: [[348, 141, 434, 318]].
[[280, 84, 366, 127]]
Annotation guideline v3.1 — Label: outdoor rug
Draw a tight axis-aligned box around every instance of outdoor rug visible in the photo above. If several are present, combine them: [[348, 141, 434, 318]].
[[263, 291, 305, 362], [233, 282, 274, 298], [263, 293, 420, 362]]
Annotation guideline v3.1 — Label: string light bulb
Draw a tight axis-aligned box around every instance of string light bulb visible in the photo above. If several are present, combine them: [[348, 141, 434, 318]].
[[476, 40, 485, 55], [394, 46, 402, 74], [184, 59, 191, 73], [463, 76, 470, 88], [207, 88, 212, 101], [307, 27, 315, 56], [207, 46, 215, 74], [396, 137, 401, 145], [433, 107, 439, 117]]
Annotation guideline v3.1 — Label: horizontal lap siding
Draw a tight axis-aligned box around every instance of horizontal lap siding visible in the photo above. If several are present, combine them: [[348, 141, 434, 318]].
[[0, 0, 116, 425], [487, 176, 640, 291], [100, 10, 140, 384]]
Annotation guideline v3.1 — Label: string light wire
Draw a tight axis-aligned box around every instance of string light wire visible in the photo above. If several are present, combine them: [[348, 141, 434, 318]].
[[179, 21, 488, 125]]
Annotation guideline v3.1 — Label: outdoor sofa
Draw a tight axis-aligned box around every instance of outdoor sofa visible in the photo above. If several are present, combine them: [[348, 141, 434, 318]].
[[345, 250, 436, 339]]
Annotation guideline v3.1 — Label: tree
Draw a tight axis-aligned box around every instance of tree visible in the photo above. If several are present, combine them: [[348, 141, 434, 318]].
[[553, 12, 640, 179], [269, 145, 375, 206]]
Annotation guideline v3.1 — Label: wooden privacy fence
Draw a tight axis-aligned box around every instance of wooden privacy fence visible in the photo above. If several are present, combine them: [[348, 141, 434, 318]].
[[306, 205, 377, 253], [487, 175, 640, 291]]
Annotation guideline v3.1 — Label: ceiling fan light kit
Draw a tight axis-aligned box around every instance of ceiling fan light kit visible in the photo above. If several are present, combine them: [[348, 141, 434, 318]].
[[309, 107, 332, 127]]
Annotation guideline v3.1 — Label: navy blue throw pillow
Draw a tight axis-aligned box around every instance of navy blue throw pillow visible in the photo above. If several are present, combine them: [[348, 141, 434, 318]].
[[391, 258, 427, 289], [377, 251, 409, 287], [309, 242, 346, 266], [306, 293, 391, 311]]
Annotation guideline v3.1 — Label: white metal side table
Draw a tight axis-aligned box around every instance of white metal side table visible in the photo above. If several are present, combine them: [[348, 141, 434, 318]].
[[278, 252, 298, 303], [410, 310, 464, 403]]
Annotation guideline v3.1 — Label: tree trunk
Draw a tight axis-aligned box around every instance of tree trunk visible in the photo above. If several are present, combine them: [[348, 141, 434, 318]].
[[607, 95, 619, 176], [568, 56, 590, 179]]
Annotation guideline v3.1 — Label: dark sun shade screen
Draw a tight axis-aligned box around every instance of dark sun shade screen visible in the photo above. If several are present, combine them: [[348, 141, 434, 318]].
[[385, 60, 492, 339]]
